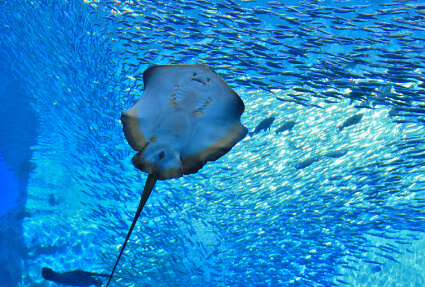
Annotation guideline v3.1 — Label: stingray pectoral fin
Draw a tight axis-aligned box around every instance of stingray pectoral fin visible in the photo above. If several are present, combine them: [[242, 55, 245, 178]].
[[105, 174, 157, 287]]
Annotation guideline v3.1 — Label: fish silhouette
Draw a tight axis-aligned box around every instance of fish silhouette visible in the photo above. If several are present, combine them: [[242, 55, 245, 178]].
[[249, 116, 275, 137], [42, 267, 109, 287], [338, 113, 363, 131], [275, 120, 296, 134]]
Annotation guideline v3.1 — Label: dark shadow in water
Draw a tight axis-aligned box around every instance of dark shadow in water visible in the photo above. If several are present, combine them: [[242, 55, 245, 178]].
[[0, 50, 38, 287]]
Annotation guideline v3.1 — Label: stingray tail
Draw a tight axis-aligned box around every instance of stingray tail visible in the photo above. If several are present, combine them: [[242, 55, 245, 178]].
[[105, 174, 157, 287]]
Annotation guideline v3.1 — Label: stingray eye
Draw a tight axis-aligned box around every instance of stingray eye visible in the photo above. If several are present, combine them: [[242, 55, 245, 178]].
[[159, 151, 165, 160], [193, 73, 197, 77]]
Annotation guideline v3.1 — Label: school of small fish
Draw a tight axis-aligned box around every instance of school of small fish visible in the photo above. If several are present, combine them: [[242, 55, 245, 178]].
[[1, 0, 425, 286]]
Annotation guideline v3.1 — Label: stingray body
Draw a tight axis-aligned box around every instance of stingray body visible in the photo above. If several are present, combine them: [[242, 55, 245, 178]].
[[42, 267, 108, 287], [106, 64, 247, 286]]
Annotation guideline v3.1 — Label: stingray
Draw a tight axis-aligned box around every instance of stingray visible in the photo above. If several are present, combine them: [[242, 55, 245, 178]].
[[106, 64, 247, 286]]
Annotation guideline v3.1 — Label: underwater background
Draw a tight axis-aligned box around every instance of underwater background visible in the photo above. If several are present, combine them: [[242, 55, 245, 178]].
[[1, 0, 425, 286]]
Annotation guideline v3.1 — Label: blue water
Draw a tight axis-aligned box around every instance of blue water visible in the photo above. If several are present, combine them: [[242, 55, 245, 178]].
[[0, 159, 20, 217], [1, 0, 425, 286]]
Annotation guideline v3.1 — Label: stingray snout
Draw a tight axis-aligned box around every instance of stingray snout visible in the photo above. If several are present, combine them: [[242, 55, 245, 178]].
[[132, 142, 183, 180]]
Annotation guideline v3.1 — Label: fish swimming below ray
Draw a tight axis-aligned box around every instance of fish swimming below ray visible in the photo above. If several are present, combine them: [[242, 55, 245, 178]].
[[106, 64, 247, 286], [295, 156, 320, 169], [296, 149, 348, 170], [249, 116, 275, 137], [42, 267, 109, 287], [338, 113, 363, 131], [323, 149, 348, 158], [275, 120, 296, 134]]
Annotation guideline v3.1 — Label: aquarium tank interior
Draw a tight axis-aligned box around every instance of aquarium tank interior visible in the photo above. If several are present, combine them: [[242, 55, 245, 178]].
[[1, 0, 425, 286]]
